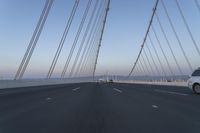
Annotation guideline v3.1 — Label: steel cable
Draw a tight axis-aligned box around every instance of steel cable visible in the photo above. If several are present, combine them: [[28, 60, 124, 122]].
[[151, 25, 174, 76], [175, 0, 200, 57], [69, 0, 99, 77], [148, 34, 167, 77], [128, 0, 159, 77], [161, 0, 193, 71], [78, 1, 106, 75], [74, 0, 105, 76], [138, 58, 148, 75], [92, 0, 110, 79], [19, 0, 53, 79], [155, 13, 183, 75], [61, 0, 93, 78], [14, 0, 51, 80], [140, 54, 151, 75], [194, 0, 200, 13], [143, 48, 156, 76], [47, 0, 80, 79], [145, 42, 161, 76]]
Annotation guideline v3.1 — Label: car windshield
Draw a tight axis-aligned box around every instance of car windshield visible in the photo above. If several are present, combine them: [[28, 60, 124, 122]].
[[192, 70, 200, 76]]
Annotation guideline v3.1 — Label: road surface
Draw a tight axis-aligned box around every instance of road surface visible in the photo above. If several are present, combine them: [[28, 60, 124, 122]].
[[0, 82, 200, 133]]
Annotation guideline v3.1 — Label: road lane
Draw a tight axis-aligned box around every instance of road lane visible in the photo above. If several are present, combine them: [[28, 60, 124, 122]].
[[105, 83, 200, 132], [0, 82, 200, 133], [154, 89, 189, 96]]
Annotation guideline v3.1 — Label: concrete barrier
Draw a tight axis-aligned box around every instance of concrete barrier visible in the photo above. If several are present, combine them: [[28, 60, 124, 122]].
[[117, 80, 188, 87], [0, 78, 92, 89], [0, 79, 188, 89]]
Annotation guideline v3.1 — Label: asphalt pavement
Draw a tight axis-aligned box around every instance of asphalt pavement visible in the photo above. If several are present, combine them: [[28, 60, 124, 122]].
[[0, 82, 200, 133]]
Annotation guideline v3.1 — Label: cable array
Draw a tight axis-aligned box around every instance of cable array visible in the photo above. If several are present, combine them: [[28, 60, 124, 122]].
[[14, 0, 199, 81], [128, 0, 199, 81], [61, 0, 93, 78], [92, 0, 110, 80], [15, 0, 53, 80], [47, 0, 80, 79]]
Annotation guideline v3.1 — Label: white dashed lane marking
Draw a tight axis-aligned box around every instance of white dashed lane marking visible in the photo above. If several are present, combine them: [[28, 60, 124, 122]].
[[154, 89, 188, 96], [72, 87, 80, 91], [152, 105, 159, 109], [46, 97, 51, 101], [113, 88, 122, 93]]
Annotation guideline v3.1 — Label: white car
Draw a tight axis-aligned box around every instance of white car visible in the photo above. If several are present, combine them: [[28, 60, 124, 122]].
[[188, 68, 200, 94]]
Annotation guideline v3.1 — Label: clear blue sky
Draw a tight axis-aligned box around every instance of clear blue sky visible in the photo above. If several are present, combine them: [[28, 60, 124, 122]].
[[0, 0, 200, 79]]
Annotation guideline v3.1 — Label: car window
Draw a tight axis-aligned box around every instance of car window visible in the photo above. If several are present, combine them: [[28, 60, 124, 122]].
[[192, 70, 200, 76]]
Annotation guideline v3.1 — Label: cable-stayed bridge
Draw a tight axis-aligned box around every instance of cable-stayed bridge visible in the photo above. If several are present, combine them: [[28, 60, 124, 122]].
[[0, 0, 199, 82], [0, 0, 200, 133]]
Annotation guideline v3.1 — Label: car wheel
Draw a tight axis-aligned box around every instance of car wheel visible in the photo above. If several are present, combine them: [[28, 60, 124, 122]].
[[193, 84, 200, 94]]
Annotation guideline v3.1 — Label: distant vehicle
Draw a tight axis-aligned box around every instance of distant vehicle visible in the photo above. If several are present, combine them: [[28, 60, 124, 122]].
[[188, 68, 200, 94], [108, 79, 113, 83], [98, 79, 106, 83]]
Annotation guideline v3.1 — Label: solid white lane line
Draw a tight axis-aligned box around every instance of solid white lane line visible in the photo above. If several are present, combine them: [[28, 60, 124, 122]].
[[152, 105, 159, 109], [113, 88, 122, 93], [72, 87, 80, 91], [154, 89, 188, 96]]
